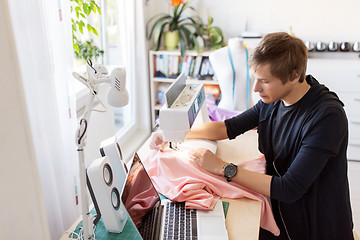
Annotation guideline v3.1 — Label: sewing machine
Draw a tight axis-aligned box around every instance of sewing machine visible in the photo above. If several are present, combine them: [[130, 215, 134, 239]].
[[159, 73, 207, 149]]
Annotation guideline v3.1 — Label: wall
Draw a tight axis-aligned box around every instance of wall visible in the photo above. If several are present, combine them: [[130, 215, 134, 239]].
[[147, 0, 360, 43]]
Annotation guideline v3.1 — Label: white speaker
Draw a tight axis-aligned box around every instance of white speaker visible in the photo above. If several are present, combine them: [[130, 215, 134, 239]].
[[87, 156, 127, 233], [99, 137, 127, 191]]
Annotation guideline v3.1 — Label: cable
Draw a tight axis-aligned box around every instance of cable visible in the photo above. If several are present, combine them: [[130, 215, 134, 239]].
[[87, 59, 97, 74], [77, 119, 88, 145]]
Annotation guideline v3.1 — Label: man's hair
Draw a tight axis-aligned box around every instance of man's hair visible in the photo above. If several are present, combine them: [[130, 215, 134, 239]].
[[248, 32, 308, 84]]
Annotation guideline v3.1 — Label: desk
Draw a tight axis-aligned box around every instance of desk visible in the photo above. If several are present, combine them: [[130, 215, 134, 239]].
[[216, 130, 262, 240], [137, 129, 262, 240], [61, 130, 261, 240]]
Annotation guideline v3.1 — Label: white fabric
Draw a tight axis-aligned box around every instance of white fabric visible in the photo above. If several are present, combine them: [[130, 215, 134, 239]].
[[7, 0, 79, 239]]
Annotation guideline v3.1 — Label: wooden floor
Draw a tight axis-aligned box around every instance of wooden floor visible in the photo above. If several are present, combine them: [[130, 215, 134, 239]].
[[348, 160, 360, 235]]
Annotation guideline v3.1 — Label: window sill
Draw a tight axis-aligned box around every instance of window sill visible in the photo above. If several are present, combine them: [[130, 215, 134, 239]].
[[118, 127, 150, 163]]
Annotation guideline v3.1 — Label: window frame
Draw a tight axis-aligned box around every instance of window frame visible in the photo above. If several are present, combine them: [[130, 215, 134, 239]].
[[75, 0, 151, 163]]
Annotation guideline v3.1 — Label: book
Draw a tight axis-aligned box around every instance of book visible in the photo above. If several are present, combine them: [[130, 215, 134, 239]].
[[193, 56, 203, 77], [189, 57, 196, 76], [184, 56, 193, 76], [163, 54, 169, 76], [181, 56, 188, 74]]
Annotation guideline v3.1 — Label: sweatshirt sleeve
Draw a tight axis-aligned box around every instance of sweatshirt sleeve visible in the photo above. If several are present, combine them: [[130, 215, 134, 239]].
[[270, 107, 348, 203], [225, 101, 261, 139]]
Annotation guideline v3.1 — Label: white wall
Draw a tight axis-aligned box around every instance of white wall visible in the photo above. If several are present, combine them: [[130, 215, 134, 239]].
[[147, 0, 360, 43]]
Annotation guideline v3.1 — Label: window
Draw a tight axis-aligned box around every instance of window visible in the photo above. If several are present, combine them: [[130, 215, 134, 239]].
[[99, 0, 132, 134], [74, 0, 151, 162]]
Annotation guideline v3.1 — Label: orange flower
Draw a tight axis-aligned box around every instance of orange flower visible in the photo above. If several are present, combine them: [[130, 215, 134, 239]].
[[170, 0, 184, 7]]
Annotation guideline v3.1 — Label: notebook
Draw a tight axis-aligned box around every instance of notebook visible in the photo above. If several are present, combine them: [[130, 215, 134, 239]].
[[121, 152, 228, 240]]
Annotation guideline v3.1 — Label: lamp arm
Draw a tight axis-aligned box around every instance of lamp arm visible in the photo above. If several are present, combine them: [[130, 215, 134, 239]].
[[94, 76, 111, 84], [76, 92, 97, 240], [72, 60, 128, 238]]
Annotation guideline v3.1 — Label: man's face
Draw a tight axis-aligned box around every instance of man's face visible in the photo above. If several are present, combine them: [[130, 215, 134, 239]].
[[252, 63, 293, 105]]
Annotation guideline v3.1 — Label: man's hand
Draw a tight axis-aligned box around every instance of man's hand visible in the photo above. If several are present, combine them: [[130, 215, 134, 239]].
[[188, 148, 227, 176]]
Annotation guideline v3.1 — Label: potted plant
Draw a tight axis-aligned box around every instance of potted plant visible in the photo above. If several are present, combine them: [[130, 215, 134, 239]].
[[74, 39, 104, 63], [70, 0, 104, 65], [195, 16, 224, 50], [146, 0, 200, 58]]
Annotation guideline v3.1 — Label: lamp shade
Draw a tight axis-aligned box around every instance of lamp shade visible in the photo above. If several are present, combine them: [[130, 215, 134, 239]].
[[107, 67, 129, 108]]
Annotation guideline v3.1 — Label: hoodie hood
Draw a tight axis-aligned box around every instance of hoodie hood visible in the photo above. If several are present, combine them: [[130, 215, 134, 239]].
[[305, 74, 344, 108]]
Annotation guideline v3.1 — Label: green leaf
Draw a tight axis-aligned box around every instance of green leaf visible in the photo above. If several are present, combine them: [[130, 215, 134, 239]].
[[146, 13, 169, 38], [90, 2, 96, 13], [177, 2, 187, 18], [148, 15, 171, 41], [153, 21, 169, 50], [209, 26, 223, 45], [78, 21, 85, 34], [75, 6, 81, 17], [74, 43, 79, 53], [191, 34, 200, 53], [173, 4, 181, 18], [208, 16, 213, 25], [178, 25, 192, 48], [178, 30, 187, 58], [83, 3, 90, 16], [91, 26, 98, 36]]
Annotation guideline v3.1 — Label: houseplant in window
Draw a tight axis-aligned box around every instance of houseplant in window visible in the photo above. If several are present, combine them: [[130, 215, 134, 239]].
[[146, 0, 200, 58], [70, 0, 104, 65]]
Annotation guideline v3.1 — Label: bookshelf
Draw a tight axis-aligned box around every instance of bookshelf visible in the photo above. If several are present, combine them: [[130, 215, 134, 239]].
[[149, 50, 220, 128]]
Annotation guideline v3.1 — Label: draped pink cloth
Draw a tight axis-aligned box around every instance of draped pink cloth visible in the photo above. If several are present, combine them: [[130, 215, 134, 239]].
[[143, 149, 280, 236]]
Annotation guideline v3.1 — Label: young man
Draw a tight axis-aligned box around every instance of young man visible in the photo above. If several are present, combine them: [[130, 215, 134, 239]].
[[153, 32, 354, 239], [188, 32, 354, 239]]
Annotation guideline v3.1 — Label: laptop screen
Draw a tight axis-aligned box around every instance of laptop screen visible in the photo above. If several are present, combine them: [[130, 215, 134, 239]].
[[121, 153, 161, 228]]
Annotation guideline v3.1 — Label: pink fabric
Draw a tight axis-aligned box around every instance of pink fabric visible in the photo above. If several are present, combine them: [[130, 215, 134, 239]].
[[143, 149, 280, 236]]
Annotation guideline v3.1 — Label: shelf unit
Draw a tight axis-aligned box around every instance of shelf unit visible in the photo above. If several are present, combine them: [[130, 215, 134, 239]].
[[307, 57, 360, 161], [148, 50, 220, 128]]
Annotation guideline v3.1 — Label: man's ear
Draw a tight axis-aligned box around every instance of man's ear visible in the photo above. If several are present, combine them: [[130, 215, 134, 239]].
[[289, 70, 300, 84]]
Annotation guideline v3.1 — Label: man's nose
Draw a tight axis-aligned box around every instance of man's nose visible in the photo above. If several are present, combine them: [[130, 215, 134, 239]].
[[253, 80, 261, 93]]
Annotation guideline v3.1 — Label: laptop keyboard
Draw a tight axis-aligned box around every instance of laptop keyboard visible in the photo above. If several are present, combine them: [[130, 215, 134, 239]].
[[139, 204, 158, 240], [163, 202, 198, 240]]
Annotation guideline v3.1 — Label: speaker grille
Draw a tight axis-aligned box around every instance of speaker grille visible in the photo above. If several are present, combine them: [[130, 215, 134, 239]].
[[111, 187, 120, 210], [103, 163, 113, 186]]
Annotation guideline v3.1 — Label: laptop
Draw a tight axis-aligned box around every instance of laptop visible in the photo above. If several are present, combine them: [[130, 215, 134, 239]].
[[121, 152, 229, 240]]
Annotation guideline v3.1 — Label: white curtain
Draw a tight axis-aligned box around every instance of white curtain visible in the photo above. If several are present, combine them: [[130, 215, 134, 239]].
[[7, 0, 150, 238], [7, 0, 79, 239]]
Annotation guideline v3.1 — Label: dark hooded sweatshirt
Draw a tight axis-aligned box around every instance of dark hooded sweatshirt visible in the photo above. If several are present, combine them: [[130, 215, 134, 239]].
[[225, 75, 354, 240]]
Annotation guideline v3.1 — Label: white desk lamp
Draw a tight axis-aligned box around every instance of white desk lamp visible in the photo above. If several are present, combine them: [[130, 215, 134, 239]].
[[73, 59, 129, 239]]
